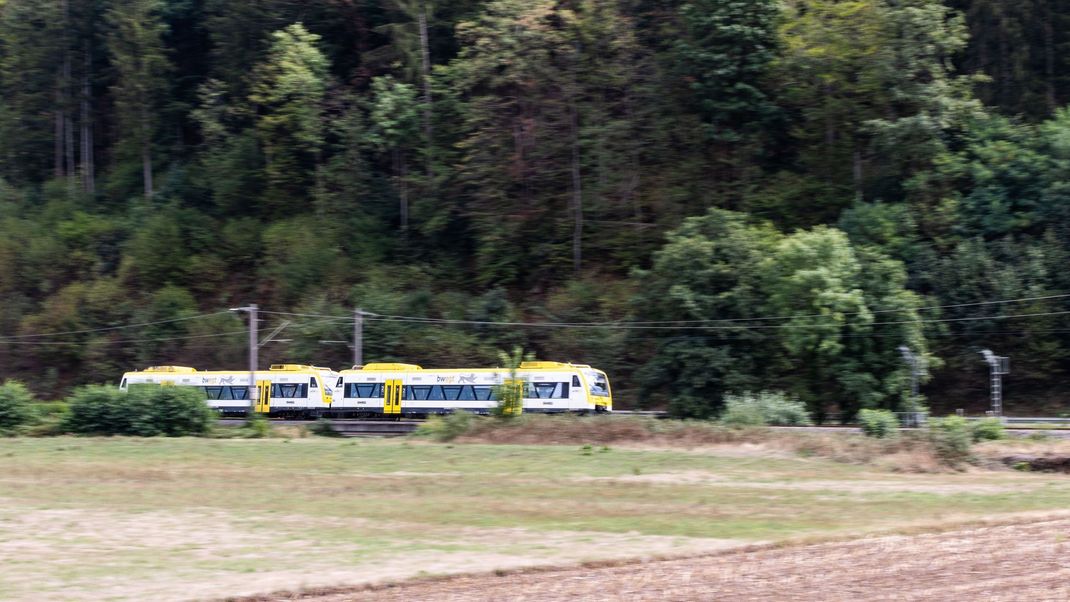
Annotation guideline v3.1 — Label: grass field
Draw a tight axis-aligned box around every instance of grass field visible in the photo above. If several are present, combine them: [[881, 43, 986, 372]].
[[2, 436, 1070, 600]]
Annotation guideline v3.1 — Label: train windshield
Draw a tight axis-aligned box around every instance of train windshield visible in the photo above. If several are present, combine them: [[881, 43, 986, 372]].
[[586, 371, 610, 397]]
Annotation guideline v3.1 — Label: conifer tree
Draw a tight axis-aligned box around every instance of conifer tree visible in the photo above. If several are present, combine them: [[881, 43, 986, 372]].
[[105, 0, 171, 198]]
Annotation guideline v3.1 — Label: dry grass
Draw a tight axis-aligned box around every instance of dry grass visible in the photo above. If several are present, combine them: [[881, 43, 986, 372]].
[[458, 415, 947, 471], [6, 436, 1070, 600]]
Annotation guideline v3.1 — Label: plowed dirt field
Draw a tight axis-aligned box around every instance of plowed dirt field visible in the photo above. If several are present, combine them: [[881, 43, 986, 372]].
[[287, 517, 1070, 602]]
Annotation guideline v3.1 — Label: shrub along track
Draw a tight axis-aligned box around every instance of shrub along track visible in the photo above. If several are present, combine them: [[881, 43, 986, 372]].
[[245, 516, 1070, 602]]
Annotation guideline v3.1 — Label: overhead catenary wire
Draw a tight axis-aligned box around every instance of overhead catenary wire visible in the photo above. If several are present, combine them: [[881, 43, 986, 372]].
[[0, 310, 235, 341], [3, 292, 1068, 345], [0, 316, 340, 346], [258, 292, 1070, 329], [262, 307, 1070, 331]]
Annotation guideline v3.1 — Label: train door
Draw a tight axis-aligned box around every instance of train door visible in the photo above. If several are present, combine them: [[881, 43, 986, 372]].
[[255, 380, 271, 414], [383, 379, 402, 415]]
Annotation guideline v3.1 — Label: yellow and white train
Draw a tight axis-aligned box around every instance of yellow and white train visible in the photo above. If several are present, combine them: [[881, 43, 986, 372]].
[[119, 364, 340, 416], [335, 361, 612, 417], [119, 361, 612, 418]]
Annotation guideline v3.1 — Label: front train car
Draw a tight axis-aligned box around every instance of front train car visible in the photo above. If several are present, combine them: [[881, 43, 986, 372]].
[[335, 361, 612, 417]]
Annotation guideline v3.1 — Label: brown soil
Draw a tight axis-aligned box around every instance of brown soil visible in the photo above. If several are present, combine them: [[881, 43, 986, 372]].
[[252, 518, 1070, 602]]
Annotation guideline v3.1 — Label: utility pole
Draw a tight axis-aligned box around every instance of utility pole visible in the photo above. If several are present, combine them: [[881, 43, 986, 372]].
[[897, 345, 926, 426], [980, 349, 1010, 419], [230, 304, 258, 415], [353, 308, 363, 367]]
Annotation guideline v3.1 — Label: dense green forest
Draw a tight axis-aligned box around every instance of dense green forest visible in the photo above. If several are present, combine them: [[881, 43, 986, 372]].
[[1, 0, 1068, 418]]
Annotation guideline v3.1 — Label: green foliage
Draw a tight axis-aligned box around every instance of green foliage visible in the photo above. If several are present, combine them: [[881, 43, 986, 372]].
[[635, 209, 930, 420], [309, 418, 343, 438], [970, 418, 1006, 442], [720, 391, 813, 427], [64, 385, 214, 437], [242, 414, 272, 439], [858, 409, 899, 439], [1, 0, 1070, 416], [0, 380, 35, 433], [249, 23, 329, 211], [673, 0, 780, 142], [491, 347, 531, 419], [413, 411, 474, 442], [928, 415, 974, 466]]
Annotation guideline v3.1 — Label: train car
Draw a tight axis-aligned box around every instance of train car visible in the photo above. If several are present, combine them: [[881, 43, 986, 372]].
[[119, 364, 339, 416], [334, 361, 612, 417]]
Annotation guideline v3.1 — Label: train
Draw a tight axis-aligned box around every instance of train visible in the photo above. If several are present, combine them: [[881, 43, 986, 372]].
[[119, 361, 612, 418]]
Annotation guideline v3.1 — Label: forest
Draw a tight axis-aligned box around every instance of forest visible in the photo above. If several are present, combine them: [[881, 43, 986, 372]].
[[1, 0, 1068, 419]]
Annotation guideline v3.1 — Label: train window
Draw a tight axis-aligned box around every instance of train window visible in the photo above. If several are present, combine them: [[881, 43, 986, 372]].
[[441, 386, 462, 400], [350, 383, 380, 398], [402, 386, 412, 400], [572, 376, 580, 387], [204, 386, 223, 400], [336, 377, 343, 388], [310, 377, 318, 389], [271, 383, 308, 398], [458, 385, 476, 401], [229, 387, 249, 400], [410, 385, 431, 400], [539, 383, 567, 399], [428, 386, 445, 401], [120, 378, 127, 389], [473, 386, 494, 401], [588, 372, 609, 397]]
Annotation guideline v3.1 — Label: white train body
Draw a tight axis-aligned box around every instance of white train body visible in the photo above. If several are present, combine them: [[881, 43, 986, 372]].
[[335, 361, 612, 416], [119, 364, 339, 415]]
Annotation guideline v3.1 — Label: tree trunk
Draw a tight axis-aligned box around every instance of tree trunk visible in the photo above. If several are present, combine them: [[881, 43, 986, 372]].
[[64, 54, 75, 186], [417, 1, 433, 182], [569, 99, 583, 274], [80, 42, 95, 195], [852, 147, 863, 198], [1043, 2, 1056, 111], [54, 95, 64, 178], [395, 148, 409, 230], [142, 140, 153, 199]]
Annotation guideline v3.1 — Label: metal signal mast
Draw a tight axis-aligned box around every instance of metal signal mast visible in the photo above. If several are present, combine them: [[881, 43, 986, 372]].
[[980, 349, 1010, 418]]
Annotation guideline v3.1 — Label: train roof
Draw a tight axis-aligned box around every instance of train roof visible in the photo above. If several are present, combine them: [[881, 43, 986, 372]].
[[340, 361, 603, 374], [125, 364, 339, 376]]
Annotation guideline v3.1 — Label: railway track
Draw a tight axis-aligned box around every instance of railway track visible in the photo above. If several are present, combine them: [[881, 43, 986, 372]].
[[218, 415, 1070, 439], [218, 418, 420, 437]]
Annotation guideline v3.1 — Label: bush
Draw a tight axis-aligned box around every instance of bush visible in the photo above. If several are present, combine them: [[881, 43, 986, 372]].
[[858, 409, 899, 439], [413, 411, 475, 442], [720, 391, 812, 427], [64, 385, 214, 436], [970, 417, 1005, 442], [0, 381, 36, 434], [132, 386, 215, 436], [928, 415, 973, 466], [24, 401, 70, 436], [242, 413, 272, 438]]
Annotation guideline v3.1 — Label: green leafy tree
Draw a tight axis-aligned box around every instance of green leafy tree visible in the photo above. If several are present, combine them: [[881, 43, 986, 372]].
[[366, 75, 420, 230], [248, 23, 329, 214], [492, 346, 532, 418], [635, 210, 930, 420], [632, 209, 780, 417], [760, 226, 929, 420]]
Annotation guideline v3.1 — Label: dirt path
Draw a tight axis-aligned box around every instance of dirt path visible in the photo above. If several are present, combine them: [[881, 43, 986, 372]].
[[262, 518, 1070, 602]]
